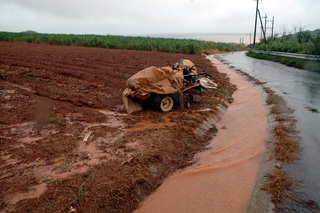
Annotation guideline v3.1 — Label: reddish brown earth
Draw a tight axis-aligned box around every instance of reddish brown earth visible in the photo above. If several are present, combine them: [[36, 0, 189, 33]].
[[0, 41, 235, 212]]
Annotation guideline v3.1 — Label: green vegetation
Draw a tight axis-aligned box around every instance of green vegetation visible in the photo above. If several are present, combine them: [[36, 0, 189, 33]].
[[251, 28, 320, 55], [251, 37, 317, 54], [246, 50, 320, 71], [0, 31, 246, 54], [247, 28, 320, 71], [306, 106, 319, 113]]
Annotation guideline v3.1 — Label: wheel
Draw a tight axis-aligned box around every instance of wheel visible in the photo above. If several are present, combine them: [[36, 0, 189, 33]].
[[153, 95, 175, 112], [195, 85, 202, 93], [185, 99, 191, 108], [184, 93, 193, 108], [132, 97, 149, 110], [140, 100, 149, 110]]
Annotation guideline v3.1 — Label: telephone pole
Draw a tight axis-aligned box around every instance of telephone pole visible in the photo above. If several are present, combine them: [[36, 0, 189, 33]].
[[263, 13, 268, 37], [253, 0, 259, 45], [257, 9, 266, 42], [271, 16, 274, 39]]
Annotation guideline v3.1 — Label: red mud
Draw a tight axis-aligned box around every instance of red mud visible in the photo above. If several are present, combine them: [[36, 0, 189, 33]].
[[135, 56, 267, 213], [0, 42, 235, 212]]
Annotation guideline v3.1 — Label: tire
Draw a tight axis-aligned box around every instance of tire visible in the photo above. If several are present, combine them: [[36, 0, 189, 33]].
[[184, 93, 193, 108], [140, 100, 149, 110], [132, 97, 149, 110], [153, 95, 175, 112]]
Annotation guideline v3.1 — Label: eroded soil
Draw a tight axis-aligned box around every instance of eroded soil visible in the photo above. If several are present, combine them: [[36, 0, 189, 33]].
[[0, 41, 235, 212]]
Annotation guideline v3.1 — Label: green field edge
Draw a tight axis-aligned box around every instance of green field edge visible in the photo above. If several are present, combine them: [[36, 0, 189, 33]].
[[0, 31, 246, 54]]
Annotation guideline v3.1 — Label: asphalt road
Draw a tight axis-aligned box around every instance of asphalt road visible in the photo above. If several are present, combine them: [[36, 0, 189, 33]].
[[217, 51, 320, 210]]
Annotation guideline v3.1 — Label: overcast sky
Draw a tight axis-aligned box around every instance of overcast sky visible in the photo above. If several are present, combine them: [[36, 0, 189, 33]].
[[0, 0, 319, 36]]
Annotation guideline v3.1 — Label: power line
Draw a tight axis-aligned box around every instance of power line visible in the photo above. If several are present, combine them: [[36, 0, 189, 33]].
[[260, 0, 267, 17]]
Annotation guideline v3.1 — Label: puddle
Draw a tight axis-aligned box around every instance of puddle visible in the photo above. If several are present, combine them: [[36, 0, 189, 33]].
[[129, 115, 176, 131], [1, 108, 134, 210], [4, 183, 47, 205], [18, 137, 43, 144], [31, 109, 127, 181], [95, 109, 127, 117]]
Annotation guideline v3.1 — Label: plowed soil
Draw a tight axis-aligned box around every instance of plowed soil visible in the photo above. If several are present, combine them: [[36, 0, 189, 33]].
[[0, 41, 235, 212]]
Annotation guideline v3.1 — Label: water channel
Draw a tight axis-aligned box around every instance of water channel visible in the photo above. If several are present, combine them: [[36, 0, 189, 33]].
[[217, 51, 320, 210]]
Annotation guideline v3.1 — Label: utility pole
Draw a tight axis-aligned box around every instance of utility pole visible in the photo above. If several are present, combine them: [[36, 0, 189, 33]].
[[263, 13, 268, 37], [258, 9, 266, 42], [253, 0, 259, 45], [266, 16, 275, 39], [271, 16, 274, 39]]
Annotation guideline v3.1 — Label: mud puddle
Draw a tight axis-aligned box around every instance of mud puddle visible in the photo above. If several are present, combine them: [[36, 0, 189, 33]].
[[1, 108, 130, 207]]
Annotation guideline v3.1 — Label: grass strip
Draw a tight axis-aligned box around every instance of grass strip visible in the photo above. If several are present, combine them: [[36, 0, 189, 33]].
[[246, 50, 320, 71], [0, 32, 246, 54]]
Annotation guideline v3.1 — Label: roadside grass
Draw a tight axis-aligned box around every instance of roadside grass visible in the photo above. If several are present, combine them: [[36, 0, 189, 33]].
[[263, 91, 302, 208], [233, 68, 316, 211], [306, 106, 319, 113], [235, 69, 267, 85], [242, 70, 300, 165], [274, 124, 299, 162], [246, 50, 320, 71], [261, 168, 293, 203], [266, 94, 282, 105], [0, 32, 246, 54]]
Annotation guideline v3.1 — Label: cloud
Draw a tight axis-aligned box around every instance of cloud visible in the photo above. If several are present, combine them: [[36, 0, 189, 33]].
[[0, 0, 319, 35]]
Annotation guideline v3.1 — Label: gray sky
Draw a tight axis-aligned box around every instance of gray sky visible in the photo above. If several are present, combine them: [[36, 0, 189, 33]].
[[0, 0, 319, 36]]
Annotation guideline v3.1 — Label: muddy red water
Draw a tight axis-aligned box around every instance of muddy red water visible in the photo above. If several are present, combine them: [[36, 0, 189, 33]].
[[135, 56, 267, 213], [0, 42, 236, 212]]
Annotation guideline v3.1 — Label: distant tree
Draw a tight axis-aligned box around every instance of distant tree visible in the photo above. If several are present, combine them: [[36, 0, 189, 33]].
[[297, 26, 312, 43], [22, 30, 38, 34], [280, 25, 287, 40]]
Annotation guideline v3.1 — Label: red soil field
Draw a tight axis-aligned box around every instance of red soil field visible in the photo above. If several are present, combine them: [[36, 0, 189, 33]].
[[0, 41, 234, 212]]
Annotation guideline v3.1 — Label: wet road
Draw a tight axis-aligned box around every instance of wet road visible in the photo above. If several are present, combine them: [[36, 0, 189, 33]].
[[217, 52, 320, 207]]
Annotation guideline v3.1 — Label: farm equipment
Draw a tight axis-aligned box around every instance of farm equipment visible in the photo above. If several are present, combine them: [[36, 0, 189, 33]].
[[122, 59, 217, 113]]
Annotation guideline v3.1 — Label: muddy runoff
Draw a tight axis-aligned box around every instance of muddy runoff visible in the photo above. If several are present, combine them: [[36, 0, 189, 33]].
[[135, 56, 269, 213]]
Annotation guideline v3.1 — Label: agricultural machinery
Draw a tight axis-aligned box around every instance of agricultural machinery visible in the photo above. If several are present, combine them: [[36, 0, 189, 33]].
[[122, 59, 217, 113]]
